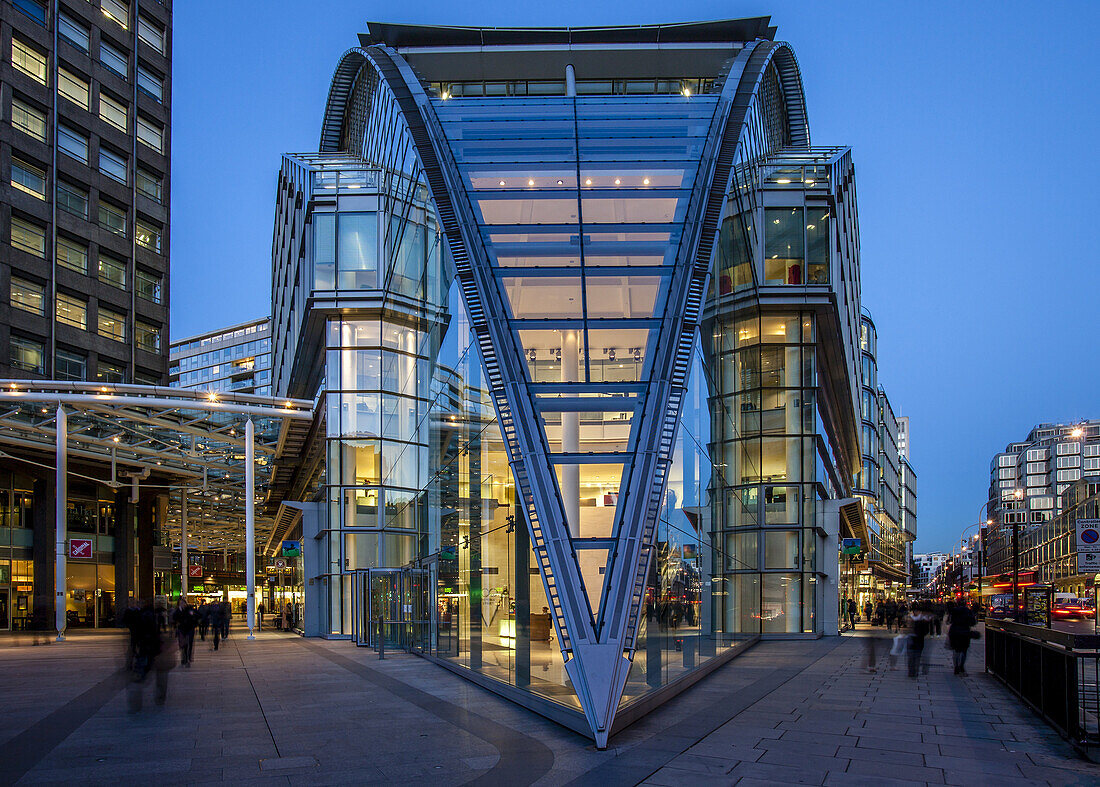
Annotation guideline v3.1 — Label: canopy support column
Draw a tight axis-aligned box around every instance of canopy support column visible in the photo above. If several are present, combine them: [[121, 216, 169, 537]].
[[181, 493, 188, 599], [246, 418, 256, 639], [55, 405, 67, 641]]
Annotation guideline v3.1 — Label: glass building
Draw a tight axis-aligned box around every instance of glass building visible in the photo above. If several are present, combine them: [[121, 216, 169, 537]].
[[265, 18, 913, 746], [169, 316, 272, 395]]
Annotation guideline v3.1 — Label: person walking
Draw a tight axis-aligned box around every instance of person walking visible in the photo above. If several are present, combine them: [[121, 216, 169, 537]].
[[932, 602, 944, 636], [947, 602, 978, 676], [907, 604, 933, 678], [282, 602, 291, 631], [257, 602, 265, 631], [219, 600, 231, 641], [210, 601, 225, 651], [197, 601, 210, 641], [863, 600, 874, 626], [845, 598, 857, 630], [884, 600, 897, 632], [897, 601, 909, 633], [172, 598, 198, 668], [128, 601, 175, 711]]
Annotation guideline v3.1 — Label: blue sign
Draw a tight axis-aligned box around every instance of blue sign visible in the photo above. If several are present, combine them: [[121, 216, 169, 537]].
[[281, 540, 301, 558]]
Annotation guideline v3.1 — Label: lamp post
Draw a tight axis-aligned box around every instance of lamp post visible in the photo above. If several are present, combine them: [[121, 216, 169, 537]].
[[1012, 488, 1024, 621]]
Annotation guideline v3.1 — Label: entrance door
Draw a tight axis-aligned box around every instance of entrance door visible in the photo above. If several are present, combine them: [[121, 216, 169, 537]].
[[352, 567, 433, 651], [0, 589, 9, 630]]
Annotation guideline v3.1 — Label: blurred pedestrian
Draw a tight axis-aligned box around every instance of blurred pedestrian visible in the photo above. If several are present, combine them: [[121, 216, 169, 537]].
[[885, 600, 897, 632], [220, 600, 231, 640], [932, 602, 944, 636], [257, 602, 265, 631], [282, 602, 291, 631], [127, 601, 176, 711], [863, 600, 873, 625], [172, 598, 198, 667], [210, 601, 226, 651], [198, 601, 210, 641], [908, 604, 933, 678], [897, 602, 909, 632], [846, 598, 857, 630], [947, 602, 978, 676]]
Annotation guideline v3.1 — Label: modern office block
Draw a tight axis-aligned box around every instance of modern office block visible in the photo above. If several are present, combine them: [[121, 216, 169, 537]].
[[260, 18, 918, 746], [169, 316, 272, 395], [0, 0, 171, 384]]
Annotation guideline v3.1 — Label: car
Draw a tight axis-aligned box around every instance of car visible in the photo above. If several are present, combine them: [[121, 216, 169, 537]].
[[1052, 598, 1089, 620]]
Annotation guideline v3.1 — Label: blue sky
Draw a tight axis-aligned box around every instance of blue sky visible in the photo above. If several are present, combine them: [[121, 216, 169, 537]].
[[170, 1, 1100, 553]]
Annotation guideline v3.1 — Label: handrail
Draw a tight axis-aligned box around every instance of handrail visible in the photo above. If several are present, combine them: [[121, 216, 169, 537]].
[[986, 619, 1100, 652]]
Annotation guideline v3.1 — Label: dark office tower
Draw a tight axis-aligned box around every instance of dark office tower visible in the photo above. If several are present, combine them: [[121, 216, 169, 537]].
[[0, 0, 171, 384]]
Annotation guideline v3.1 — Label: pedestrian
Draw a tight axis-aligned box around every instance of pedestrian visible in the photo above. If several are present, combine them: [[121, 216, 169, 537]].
[[846, 598, 857, 630], [897, 601, 909, 632], [875, 600, 885, 626], [127, 600, 176, 711], [947, 602, 978, 676], [198, 601, 210, 641], [932, 602, 943, 636], [172, 598, 198, 667], [220, 600, 231, 640], [908, 604, 932, 678], [863, 600, 873, 625], [257, 602, 265, 631], [282, 602, 291, 631], [885, 600, 897, 632], [210, 601, 225, 651]]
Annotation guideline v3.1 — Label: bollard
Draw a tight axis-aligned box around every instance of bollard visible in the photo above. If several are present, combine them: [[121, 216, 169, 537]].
[[378, 614, 385, 660]]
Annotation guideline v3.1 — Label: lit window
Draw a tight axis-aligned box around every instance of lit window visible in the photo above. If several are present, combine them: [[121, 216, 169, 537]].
[[57, 237, 88, 274], [98, 254, 127, 288], [136, 220, 161, 252], [100, 41, 128, 78], [98, 308, 127, 342], [56, 293, 87, 330], [100, 148, 128, 184], [136, 168, 162, 202], [59, 68, 90, 110], [96, 360, 126, 383], [11, 158, 46, 199], [10, 337, 44, 374], [58, 124, 88, 164], [11, 98, 46, 142], [137, 16, 164, 53], [100, 93, 128, 132], [12, 38, 47, 85], [10, 277, 44, 315], [136, 115, 162, 153], [136, 269, 161, 303], [98, 201, 127, 236], [13, 0, 47, 26], [101, 0, 129, 29], [135, 321, 160, 352], [10, 217, 45, 257], [57, 181, 89, 219], [55, 349, 86, 381], [137, 66, 162, 102], [59, 13, 89, 51]]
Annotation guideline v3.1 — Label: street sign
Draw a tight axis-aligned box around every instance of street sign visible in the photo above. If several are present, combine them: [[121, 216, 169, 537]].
[[1076, 519, 1100, 553], [281, 540, 301, 558], [1077, 551, 1100, 574], [68, 538, 93, 559], [274, 558, 287, 570], [841, 538, 861, 556], [188, 564, 203, 578]]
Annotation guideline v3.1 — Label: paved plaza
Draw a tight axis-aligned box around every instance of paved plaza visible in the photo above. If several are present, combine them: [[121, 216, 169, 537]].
[[0, 625, 1096, 786]]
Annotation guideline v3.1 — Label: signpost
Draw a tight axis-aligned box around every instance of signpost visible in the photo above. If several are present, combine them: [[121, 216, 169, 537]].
[[1075, 520, 1100, 576], [68, 539, 93, 559]]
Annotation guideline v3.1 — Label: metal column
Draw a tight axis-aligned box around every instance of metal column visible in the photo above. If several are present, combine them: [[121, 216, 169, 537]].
[[245, 418, 256, 639], [181, 493, 188, 599], [55, 405, 67, 640]]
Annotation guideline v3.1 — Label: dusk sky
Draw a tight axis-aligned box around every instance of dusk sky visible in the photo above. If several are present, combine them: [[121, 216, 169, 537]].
[[170, 1, 1100, 554]]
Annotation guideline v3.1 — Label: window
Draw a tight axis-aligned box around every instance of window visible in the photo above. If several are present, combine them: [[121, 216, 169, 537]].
[[136, 168, 161, 202], [10, 337, 44, 374], [11, 98, 46, 142], [12, 39, 47, 85], [11, 158, 46, 199], [11, 217, 45, 257], [98, 201, 127, 236], [58, 125, 88, 163], [137, 66, 162, 102], [96, 360, 125, 383], [99, 93, 128, 132], [136, 269, 161, 303], [59, 13, 89, 51], [10, 277, 44, 315], [135, 321, 160, 352], [57, 236, 88, 274], [136, 116, 162, 153], [13, 0, 46, 26], [137, 16, 164, 53], [100, 148, 127, 183], [97, 308, 126, 342], [55, 349, 86, 381], [59, 69, 90, 110], [57, 181, 89, 218], [764, 207, 805, 285], [136, 220, 161, 252], [101, 0, 129, 29], [98, 254, 127, 288], [56, 293, 87, 330], [100, 40, 128, 77]]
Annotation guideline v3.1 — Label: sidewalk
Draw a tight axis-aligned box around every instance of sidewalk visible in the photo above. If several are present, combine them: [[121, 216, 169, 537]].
[[0, 624, 1096, 785]]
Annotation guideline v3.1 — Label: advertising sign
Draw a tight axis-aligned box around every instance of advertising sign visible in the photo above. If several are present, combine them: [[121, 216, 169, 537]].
[[1076, 519, 1100, 553], [1078, 551, 1100, 574], [281, 540, 301, 558], [274, 558, 287, 570], [188, 564, 203, 578], [68, 538, 93, 559]]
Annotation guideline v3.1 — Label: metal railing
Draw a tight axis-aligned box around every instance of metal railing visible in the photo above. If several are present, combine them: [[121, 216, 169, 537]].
[[986, 620, 1100, 755]]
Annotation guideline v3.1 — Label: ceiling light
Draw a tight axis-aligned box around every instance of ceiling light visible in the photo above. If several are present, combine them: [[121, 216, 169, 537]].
[[614, 178, 621, 185], [498, 180, 506, 187], [643, 178, 650, 185], [806, 224, 816, 230], [528, 178, 534, 186], [806, 179, 815, 186], [776, 178, 791, 184], [585, 178, 592, 186], [557, 179, 564, 186]]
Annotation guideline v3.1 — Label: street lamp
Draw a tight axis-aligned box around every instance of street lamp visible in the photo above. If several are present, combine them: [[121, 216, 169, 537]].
[[1012, 487, 1024, 620]]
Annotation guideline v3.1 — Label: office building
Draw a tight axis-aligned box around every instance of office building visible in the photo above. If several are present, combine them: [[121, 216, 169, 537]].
[[912, 552, 947, 591], [985, 420, 1100, 577], [253, 18, 925, 746], [848, 311, 913, 604], [169, 317, 272, 396], [1, 0, 171, 385], [1019, 477, 1100, 597]]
